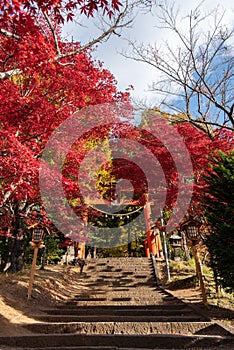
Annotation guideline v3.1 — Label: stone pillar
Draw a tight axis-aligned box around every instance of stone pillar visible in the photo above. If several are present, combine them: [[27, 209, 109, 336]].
[[143, 200, 152, 258]]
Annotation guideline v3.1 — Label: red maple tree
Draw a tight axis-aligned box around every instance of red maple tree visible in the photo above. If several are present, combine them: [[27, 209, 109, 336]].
[[0, 1, 130, 270]]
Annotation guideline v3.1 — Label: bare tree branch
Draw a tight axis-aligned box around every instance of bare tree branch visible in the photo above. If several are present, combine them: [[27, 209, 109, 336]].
[[42, 11, 61, 58], [43, 4, 130, 61], [0, 69, 22, 79], [0, 28, 20, 40], [124, 1, 234, 131]]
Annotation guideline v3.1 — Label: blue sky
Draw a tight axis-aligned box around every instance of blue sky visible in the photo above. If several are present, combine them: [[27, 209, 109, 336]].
[[63, 0, 234, 106]]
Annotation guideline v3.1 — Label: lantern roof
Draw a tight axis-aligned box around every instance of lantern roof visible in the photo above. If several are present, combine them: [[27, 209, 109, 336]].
[[170, 233, 182, 240], [180, 216, 201, 229], [28, 222, 50, 235]]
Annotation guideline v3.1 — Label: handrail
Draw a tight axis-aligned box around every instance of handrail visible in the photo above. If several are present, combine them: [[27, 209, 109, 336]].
[[150, 253, 162, 286]]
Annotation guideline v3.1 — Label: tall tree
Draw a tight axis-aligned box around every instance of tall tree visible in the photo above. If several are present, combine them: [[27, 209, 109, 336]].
[[202, 150, 234, 292], [136, 109, 234, 229], [0, 1, 132, 271], [126, 1, 234, 134]]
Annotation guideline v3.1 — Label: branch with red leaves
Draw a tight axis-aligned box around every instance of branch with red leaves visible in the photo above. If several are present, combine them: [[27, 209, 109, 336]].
[[0, 0, 123, 23], [0, 0, 131, 80]]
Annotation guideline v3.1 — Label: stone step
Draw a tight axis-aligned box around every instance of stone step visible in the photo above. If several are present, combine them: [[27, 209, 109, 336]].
[[86, 262, 151, 265], [84, 268, 152, 272], [0, 333, 233, 349], [43, 306, 192, 316], [81, 280, 156, 285], [22, 321, 233, 336], [2, 347, 232, 350], [83, 271, 152, 275], [84, 266, 151, 271], [85, 267, 153, 270], [55, 302, 189, 310], [69, 294, 173, 301], [86, 258, 150, 263], [65, 298, 180, 304], [83, 273, 155, 278], [85, 264, 151, 268], [83, 280, 156, 285], [80, 282, 156, 288], [83, 272, 153, 277], [64, 293, 175, 299], [83, 276, 153, 279], [64, 300, 182, 306], [39, 300, 196, 313], [29, 314, 205, 323], [85, 265, 151, 269], [62, 300, 175, 305], [83, 269, 154, 273], [62, 297, 171, 302], [67, 291, 176, 297], [77, 285, 157, 291]]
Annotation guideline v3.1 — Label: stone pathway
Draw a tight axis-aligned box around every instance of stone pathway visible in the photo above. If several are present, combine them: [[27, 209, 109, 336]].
[[0, 257, 233, 349]]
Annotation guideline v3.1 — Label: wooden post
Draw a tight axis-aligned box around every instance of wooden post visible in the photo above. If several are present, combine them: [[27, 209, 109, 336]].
[[28, 245, 39, 300], [127, 221, 131, 256], [192, 243, 208, 306]]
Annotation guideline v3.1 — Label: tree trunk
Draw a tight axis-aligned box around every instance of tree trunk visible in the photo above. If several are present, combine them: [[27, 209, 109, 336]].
[[9, 204, 24, 272], [40, 243, 47, 270], [181, 231, 190, 261]]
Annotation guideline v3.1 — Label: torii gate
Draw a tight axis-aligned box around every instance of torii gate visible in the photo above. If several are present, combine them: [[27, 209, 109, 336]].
[[84, 193, 164, 259], [143, 200, 163, 259]]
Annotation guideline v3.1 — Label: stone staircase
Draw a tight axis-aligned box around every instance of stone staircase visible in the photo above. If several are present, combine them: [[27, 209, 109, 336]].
[[0, 257, 233, 349]]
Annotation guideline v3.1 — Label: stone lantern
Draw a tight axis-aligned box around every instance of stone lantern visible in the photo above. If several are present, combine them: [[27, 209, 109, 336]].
[[169, 233, 182, 261]]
